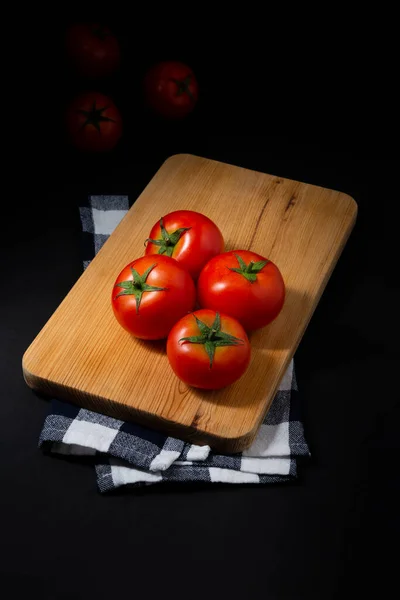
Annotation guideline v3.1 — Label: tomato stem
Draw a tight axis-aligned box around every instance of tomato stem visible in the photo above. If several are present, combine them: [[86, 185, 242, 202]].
[[77, 99, 116, 134], [228, 254, 270, 283], [179, 312, 244, 369], [113, 263, 167, 313], [144, 217, 191, 258], [170, 75, 195, 101]]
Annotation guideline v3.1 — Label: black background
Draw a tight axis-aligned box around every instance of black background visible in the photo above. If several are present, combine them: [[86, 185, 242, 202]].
[[1, 13, 397, 599]]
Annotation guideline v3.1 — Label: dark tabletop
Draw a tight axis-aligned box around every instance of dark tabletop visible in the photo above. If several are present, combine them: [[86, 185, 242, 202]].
[[2, 16, 398, 599]]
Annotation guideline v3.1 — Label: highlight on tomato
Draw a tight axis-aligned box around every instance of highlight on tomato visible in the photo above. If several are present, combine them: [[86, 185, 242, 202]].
[[112, 255, 196, 340], [167, 309, 251, 389], [197, 250, 285, 331], [144, 210, 224, 280]]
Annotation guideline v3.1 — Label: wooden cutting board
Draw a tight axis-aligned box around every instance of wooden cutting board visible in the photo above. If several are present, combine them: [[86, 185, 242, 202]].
[[23, 154, 357, 452]]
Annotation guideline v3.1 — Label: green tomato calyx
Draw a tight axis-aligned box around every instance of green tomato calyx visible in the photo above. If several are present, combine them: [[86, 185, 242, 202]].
[[145, 217, 191, 257], [77, 99, 116, 133], [229, 253, 269, 283], [179, 312, 244, 369], [114, 263, 167, 314]]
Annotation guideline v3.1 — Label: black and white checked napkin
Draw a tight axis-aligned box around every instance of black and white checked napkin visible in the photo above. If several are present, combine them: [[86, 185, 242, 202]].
[[39, 195, 310, 492]]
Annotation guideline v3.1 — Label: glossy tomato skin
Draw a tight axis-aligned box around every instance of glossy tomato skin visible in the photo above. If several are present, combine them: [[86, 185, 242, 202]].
[[197, 250, 285, 331], [144, 61, 198, 118], [66, 23, 120, 78], [66, 92, 122, 152], [167, 309, 251, 389], [112, 255, 196, 340], [145, 210, 224, 280]]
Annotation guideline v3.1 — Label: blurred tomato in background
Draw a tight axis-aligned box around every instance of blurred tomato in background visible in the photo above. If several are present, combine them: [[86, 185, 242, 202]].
[[66, 91, 122, 152], [144, 61, 198, 119], [66, 23, 121, 78]]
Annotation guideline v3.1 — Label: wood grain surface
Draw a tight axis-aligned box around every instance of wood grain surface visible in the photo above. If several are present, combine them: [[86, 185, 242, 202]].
[[22, 154, 357, 452]]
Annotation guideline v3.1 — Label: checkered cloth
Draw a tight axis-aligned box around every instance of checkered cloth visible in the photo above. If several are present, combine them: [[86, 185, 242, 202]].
[[39, 195, 309, 491]]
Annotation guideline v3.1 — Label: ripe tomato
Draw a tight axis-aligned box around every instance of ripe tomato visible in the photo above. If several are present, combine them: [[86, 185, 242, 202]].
[[197, 250, 285, 331], [145, 210, 224, 280], [112, 255, 196, 340], [66, 92, 122, 152], [144, 61, 199, 118], [66, 23, 120, 78], [167, 309, 251, 389]]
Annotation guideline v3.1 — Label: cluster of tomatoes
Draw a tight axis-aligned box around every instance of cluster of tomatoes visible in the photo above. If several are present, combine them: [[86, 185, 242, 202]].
[[112, 210, 285, 390], [65, 23, 198, 152]]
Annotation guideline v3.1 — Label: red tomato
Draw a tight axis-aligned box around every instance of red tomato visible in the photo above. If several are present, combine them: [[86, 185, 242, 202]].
[[167, 309, 251, 389], [112, 255, 196, 340], [66, 92, 122, 152], [145, 210, 224, 280], [197, 250, 285, 331], [66, 23, 120, 78], [144, 61, 199, 118]]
